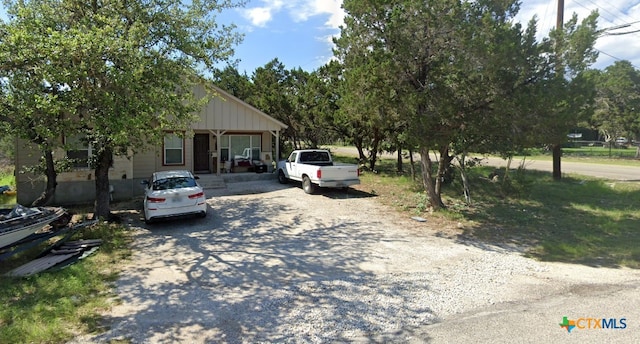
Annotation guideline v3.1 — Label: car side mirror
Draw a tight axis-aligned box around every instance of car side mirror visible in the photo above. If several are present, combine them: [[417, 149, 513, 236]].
[[141, 180, 149, 186]]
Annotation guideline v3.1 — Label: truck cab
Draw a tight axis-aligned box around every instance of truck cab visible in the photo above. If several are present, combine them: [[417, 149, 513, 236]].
[[277, 149, 360, 194]]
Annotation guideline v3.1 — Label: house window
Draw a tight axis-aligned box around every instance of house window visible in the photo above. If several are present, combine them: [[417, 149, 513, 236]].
[[220, 134, 262, 162], [164, 133, 184, 165], [65, 135, 91, 168]]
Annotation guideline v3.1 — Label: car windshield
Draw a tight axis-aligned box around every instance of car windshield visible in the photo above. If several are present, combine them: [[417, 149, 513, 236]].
[[152, 177, 197, 191]]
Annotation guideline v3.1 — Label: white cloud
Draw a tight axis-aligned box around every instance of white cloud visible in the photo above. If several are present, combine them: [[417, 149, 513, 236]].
[[290, 0, 345, 29], [241, 0, 285, 27], [515, 0, 640, 68], [242, 0, 345, 29]]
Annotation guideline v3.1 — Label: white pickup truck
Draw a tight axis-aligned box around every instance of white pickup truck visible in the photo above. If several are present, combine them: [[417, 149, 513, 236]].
[[277, 149, 360, 194]]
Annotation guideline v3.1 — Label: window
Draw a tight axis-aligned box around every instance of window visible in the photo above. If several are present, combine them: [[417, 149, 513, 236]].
[[65, 135, 91, 168], [153, 177, 197, 190], [164, 133, 184, 165], [220, 134, 261, 161]]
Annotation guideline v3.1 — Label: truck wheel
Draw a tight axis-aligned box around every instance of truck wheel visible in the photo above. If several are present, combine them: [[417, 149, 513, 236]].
[[278, 170, 289, 184], [302, 176, 316, 194]]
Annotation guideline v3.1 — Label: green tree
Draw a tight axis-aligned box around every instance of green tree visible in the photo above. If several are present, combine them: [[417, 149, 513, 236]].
[[289, 67, 339, 148], [0, 0, 242, 218], [0, 3, 78, 205], [334, 16, 404, 171], [212, 64, 254, 100], [545, 12, 599, 179], [249, 59, 300, 152], [590, 61, 640, 146], [336, 0, 551, 209]]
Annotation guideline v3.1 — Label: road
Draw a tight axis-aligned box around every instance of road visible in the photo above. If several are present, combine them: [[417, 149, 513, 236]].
[[328, 146, 640, 181], [483, 156, 640, 181]]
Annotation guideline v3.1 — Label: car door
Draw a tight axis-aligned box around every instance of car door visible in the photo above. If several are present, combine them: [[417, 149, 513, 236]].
[[286, 152, 300, 179]]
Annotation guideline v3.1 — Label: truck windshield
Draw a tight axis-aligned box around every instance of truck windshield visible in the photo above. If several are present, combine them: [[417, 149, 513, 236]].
[[300, 151, 331, 163]]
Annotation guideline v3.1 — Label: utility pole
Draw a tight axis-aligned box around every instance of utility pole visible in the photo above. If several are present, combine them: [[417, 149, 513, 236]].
[[552, 0, 565, 180], [557, 0, 564, 29]]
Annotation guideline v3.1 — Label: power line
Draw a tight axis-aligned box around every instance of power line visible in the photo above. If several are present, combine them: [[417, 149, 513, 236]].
[[564, 0, 640, 69], [595, 49, 640, 69], [573, 0, 640, 38], [583, 0, 640, 28]]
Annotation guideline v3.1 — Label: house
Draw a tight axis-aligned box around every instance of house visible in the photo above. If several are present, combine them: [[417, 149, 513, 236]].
[[14, 84, 288, 205]]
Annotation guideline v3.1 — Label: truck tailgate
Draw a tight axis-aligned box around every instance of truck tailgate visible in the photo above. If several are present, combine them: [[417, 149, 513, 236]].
[[318, 164, 359, 181]]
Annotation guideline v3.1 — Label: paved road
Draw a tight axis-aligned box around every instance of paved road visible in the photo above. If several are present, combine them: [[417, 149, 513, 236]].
[[328, 146, 640, 181], [422, 278, 640, 344], [483, 157, 640, 181]]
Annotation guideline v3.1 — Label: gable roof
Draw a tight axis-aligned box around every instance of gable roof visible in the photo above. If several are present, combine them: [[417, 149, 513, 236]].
[[191, 83, 288, 131]]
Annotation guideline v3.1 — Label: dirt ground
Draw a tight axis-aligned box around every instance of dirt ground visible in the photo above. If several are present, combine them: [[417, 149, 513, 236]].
[[70, 179, 640, 343]]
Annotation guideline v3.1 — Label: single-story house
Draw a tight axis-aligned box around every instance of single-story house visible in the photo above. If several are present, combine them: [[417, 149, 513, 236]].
[[14, 84, 288, 205]]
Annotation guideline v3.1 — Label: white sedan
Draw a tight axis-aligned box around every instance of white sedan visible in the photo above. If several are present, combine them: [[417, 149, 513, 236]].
[[142, 170, 207, 224]]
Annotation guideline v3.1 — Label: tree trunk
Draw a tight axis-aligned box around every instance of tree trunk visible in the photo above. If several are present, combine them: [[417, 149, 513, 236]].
[[419, 146, 444, 210], [409, 148, 416, 180], [368, 128, 382, 171], [552, 143, 562, 180], [396, 148, 403, 173], [434, 145, 453, 197], [354, 138, 367, 165], [93, 147, 113, 220], [30, 150, 57, 207], [503, 156, 513, 185], [457, 154, 471, 205]]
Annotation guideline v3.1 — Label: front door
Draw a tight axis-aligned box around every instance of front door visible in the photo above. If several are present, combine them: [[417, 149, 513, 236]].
[[193, 134, 210, 173]]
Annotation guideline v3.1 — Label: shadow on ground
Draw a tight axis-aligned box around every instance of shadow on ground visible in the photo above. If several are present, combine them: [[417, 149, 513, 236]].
[[90, 187, 433, 343], [455, 175, 640, 269]]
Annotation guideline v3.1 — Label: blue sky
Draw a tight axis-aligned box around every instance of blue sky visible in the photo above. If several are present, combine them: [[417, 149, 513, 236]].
[[1, 0, 638, 73], [230, 0, 640, 73], [222, 0, 344, 74]]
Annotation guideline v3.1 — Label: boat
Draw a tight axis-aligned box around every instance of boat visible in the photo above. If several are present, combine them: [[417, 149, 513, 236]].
[[0, 205, 68, 249]]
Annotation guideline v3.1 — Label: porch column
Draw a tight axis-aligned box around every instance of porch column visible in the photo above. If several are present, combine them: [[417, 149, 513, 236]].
[[210, 130, 226, 176], [270, 130, 281, 164], [276, 130, 280, 162]]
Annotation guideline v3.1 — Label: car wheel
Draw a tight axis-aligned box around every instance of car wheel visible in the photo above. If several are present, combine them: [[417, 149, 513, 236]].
[[198, 211, 207, 218], [278, 170, 289, 184], [302, 176, 315, 194]]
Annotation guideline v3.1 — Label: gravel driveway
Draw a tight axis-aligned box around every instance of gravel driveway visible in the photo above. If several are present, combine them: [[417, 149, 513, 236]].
[[71, 179, 640, 343]]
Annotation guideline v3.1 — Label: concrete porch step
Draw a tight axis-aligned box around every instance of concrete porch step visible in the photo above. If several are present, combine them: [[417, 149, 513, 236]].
[[222, 171, 277, 184], [195, 174, 226, 189], [196, 172, 277, 189]]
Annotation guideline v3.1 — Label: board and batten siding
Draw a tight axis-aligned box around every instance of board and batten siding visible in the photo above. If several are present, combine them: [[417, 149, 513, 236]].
[[191, 85, 286, 132]]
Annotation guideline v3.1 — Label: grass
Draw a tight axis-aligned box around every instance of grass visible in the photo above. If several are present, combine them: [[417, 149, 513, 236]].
[[1, 150, 638, 342], [519, 145, 640, 165], [0, 211, 132, 343], [339, 151, 640, 269], [457, 169, 640, 268], [0, 164, 16, 206]]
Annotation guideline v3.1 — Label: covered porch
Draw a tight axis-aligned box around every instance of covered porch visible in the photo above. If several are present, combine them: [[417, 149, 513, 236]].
[[191, 84, 288, 176], [192, 130, 283, 176]]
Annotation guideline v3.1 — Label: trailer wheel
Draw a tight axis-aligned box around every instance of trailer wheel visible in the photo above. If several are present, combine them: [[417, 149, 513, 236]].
[[302, 176, 316, 194]]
